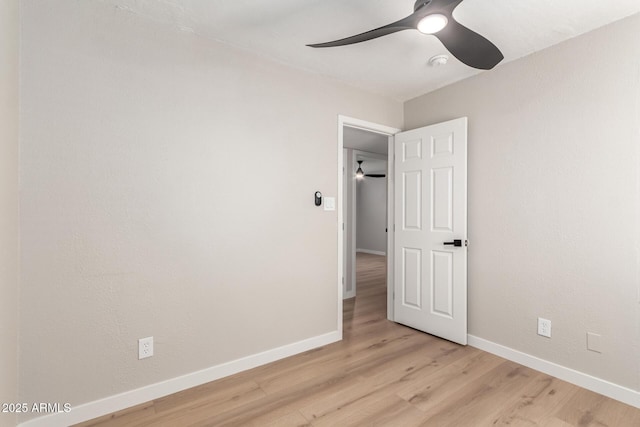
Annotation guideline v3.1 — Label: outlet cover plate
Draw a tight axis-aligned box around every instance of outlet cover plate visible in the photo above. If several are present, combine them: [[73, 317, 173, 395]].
[[537, 318, 552, 338], [138, 336, 154, 359]]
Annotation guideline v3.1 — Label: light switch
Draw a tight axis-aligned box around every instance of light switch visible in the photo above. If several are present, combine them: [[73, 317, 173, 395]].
[[324, 197, 336, 211]]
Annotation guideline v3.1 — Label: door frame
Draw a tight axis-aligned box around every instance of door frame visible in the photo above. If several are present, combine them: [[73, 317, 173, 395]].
[[337, 115, 400, 333]]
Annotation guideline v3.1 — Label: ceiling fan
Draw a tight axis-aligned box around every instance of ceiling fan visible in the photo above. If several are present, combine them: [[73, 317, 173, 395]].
[[308, 0, 504, 70], [356, 161, 386, 178]]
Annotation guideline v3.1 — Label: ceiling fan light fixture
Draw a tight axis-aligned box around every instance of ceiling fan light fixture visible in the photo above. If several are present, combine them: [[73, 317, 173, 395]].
[[417, 14, 448, 34], [307, 0, 504, 70]]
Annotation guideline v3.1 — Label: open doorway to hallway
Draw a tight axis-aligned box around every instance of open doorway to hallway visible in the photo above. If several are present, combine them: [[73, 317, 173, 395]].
[[343, 127, 389, 318], [337, 116, 400, 335]]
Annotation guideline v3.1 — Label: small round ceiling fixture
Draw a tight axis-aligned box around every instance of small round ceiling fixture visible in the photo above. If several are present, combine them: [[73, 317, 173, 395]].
[[429, 54, 449, 67], [417, 14, 448, 34]]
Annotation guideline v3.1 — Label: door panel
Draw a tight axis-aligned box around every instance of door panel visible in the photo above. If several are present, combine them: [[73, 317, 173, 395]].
[[393, 117, 468, 345], [431, 250, 453, 317], [403, 171, 422, 230], [432, 167, 453, 231], [402, 247, 422, 309], [402, 138, 423, 161]]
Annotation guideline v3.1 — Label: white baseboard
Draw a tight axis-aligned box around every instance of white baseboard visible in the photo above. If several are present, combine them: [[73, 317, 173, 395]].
[[356, 249, 386, 256], [468, 335, 640, 409], [19, 331, 341, 427]]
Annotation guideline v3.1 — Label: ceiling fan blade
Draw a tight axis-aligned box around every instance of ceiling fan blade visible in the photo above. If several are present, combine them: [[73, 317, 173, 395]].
[[433, 17, 503, 70], [307, 15, 416, 48], [365, 174, 386, 178]]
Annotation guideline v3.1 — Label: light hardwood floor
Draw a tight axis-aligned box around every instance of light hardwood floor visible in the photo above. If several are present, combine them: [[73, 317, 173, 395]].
[[76, 253, 640, 426]]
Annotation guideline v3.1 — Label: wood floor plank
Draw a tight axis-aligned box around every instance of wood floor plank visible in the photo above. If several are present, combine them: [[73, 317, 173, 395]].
[[152, 378, 265, 415], [311, 393, 424, 427], [542, 418, 576, 427], [417, 361, 545, 426], [74, 253, 640, 427], [553, 387, 640, 427], [72, 402, 156, 427], [256, 325, 417, 395], [147, 380, 267, 426], [488, 375, 578, 426], [396, 347, 504, 413], [262, 411, 311, 427], [297, 345, 446, 423], [197, 335, 444, 426]]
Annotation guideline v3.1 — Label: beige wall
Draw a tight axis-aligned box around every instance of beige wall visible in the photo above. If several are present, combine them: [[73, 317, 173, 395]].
[[405, 14, 640, 391], [18, 0, 402, 419], [0, 0, 20, 426]]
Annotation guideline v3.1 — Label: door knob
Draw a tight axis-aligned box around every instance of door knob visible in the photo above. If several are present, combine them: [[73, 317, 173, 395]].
[[444, 239, 463, 247]]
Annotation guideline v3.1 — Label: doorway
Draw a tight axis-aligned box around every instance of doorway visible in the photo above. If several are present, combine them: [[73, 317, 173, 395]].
[[337, 116, 400, 335], [338, 116, 469, 345], [344, 148, 388, 297]]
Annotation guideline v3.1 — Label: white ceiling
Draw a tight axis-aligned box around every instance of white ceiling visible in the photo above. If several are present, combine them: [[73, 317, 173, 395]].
[[344, 127, 389, 155], [104, 0, 640, 101]]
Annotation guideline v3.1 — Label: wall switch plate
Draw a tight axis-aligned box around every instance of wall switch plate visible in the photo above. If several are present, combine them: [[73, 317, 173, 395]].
[[324, 197, 336, 211], [587, 332, 602, 353], [138, 336, 154, 359], [537, 318, 552, 338]]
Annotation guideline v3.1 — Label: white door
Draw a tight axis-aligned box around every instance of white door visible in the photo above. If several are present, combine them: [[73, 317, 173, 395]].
[[393, 117, 468, 345]]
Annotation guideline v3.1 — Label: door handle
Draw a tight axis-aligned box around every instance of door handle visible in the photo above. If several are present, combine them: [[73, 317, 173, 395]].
[[444, 239, 463, 247]]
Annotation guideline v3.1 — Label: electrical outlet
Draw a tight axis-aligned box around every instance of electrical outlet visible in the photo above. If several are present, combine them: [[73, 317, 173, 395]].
[[537, 318, 551, 338], [138, 336, 153, 359]]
